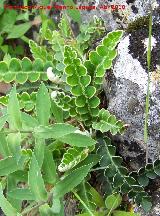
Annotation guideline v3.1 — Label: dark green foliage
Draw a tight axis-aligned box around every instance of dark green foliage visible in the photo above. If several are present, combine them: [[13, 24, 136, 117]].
[[97, 137, 153, 211]]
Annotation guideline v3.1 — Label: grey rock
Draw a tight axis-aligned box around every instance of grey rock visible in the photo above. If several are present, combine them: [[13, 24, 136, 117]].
[[79, 0, 158, 30], [104, 33, 160, 163]]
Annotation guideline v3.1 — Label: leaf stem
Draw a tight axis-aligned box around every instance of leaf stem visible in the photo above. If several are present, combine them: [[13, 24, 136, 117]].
[[144, 12, 152, 164], [73, 191, 94, 216]]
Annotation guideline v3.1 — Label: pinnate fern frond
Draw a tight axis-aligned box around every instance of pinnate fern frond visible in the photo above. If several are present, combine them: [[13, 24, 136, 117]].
[[0, 57, 52, 84], [92, 108, 125, 135], [85, 30, 123, 89]]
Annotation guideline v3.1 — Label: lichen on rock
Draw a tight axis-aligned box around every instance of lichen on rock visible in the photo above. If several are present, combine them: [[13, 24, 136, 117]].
[[104, 6, 160, 164]]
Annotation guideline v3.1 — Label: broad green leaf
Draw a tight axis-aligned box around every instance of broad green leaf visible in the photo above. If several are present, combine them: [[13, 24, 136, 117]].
[[36, 83, 51, 126], [52, 164, 93, 198], [0, 133, 10, 157], [34, 125, 95, 147], [34, 138, 45, 168], [51, 100, 64, 123], [0, 114, 8, 131], [7, 175, 21, 211], [21, 112, 39, 129], [7, 133, 21, 162], [34, 123, 76, 139], [11, 170, 28, 182], [0, 157, 19, 176], [7, 86, 22, 130], [8, 188, 34, 201], [63, 0, 81, 23], [0, 183, 19, 216], [51, 198, 65, 216], [28, 153, 47, 202], [42, 146, 57, 184], [51, 198, 61, 214], [39, 204, 53, 216], [59, 133, 96, 147], [7, 22, 31, 39], [105, 194, 122, 210], [73, 154, 100, 170], [0, 10, 17, 33], [86, 183, 105, 208], [141, 197, 152, 212]]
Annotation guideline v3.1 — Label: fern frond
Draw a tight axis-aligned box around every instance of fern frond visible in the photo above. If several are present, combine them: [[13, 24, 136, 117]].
[[0, 57, 52, 84], [92, 108, 125, 135]]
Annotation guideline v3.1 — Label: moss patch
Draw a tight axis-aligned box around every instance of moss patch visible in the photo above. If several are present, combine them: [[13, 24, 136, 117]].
[[126, 10, 160, 71]]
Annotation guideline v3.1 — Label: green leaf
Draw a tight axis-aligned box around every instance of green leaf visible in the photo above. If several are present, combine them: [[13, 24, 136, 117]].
[[51, 198, 62, 214], [0, 114, 8, 130], [85, 86, 96, 99], [88, 96, 100, 108], [89, 51, 102, 65], [34, 123, 77, 139], [75, 96, 86, 107], [67, 75, 79, 86], [154, 160, 160, 176], [8, 188, 34, 201], [21, 112, 39, 129], [34, 138, 45, 168], [92, 109, 125, 135], [71, 86, 83, 96], [73, 154, 100, 170], [0, 183, 19, 216], [9, 58, 21, 72], [141, 197, 152, 212], [39, 204, 53, 216], [28, 153, 47, 202], [7, 175, 21, 211], [7, 133, 21, 162], [58, 147, 89, 172], [51, 100, 64, 123], [36, 83, 51, 126], [0, 10, 17, 33], [59, 133, 96, 147], [34, 125, 95, 147], [0, 157, 19, 176], [0, 61, 8, 76], [0, 134, 10, 157], [52, 164, 93, 198], [86, 183, 105, 208], [7, 85, 22, 130], [137, 174, 149, 187], [63, 0, 81, 23], [42, 146, 57, 184], [7, 22, 31, 39], [105, 194, 122, 210]]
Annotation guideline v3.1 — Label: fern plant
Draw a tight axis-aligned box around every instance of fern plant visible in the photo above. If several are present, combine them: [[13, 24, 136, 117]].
[[0, 13, 156, 216]]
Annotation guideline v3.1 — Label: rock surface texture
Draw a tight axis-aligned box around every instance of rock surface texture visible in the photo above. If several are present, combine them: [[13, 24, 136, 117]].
[[80, 0, 160, 215], [102, 1, 160, 216], [107, 4, 160, 159]]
